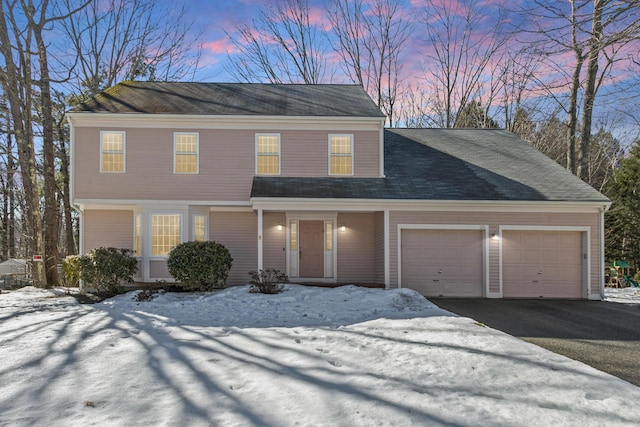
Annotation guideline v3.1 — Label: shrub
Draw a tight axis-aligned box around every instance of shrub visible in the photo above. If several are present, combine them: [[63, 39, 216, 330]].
[[62, 255, 81, 287], [78, 247, 138, 296], [249, 268, 288, 294], [167, 241, 233, 291]]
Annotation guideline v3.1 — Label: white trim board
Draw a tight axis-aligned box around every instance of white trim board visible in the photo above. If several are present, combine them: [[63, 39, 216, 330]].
[[67, 113, 385, 131]]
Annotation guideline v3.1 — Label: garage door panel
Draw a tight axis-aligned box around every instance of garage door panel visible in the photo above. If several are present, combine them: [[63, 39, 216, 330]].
[[401, 229, 483, 297], [503, 230, 583, 299]]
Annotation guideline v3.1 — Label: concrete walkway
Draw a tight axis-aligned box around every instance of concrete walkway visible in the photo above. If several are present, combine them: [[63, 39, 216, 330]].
[[433, 299, 640, 387]]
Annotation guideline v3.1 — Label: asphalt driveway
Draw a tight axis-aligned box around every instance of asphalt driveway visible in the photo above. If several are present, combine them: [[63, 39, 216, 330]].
[[433, 299, 640, 386]]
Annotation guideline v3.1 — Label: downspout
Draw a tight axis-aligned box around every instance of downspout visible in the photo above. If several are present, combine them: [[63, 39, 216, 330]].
[[599, 205, 608, 300], [67, 115, 85, 293], [73, 204, 84, 293]]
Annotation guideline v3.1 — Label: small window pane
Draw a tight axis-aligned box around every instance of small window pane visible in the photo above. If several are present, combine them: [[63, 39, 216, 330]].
[[194, 215, 207, 242], [290, 222, 298, 250], [134, 215, 141, 257], [329, 135, 353, 175], [325, 222, 333, 251], [101, 132, 125, 172], [152, 215, 181, 256], [257, 134, 280, 175], [174, 133, 198, 173]]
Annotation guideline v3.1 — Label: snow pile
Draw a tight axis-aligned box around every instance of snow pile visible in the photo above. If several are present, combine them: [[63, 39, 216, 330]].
[[101, 284, 448, 327], [2, 285, 640, 426], [605, 287, 640, 305]]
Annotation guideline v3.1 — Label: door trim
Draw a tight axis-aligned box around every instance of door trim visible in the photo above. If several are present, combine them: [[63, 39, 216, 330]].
[[286, 212, 338, 283]]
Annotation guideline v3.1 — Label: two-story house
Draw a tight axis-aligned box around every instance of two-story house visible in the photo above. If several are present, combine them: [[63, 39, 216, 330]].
[[68, 82, 610, 299]]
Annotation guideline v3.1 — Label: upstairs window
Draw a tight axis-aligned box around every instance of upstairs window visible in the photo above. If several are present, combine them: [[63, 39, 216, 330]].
[[174, 133, 199, 174], [101, 131, 125, 173], [256, 134, 280, 175], [151, 214, 181, 256], [329, 134, 353, 175]]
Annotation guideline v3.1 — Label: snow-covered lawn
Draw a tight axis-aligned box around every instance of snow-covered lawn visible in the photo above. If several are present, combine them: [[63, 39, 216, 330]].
[[604, 286, 640, 305], [1, 285, 640, 427]]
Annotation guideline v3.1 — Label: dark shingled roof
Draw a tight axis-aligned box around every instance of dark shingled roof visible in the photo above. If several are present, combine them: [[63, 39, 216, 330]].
[[251, 129, 610, 203], [73, 81, 386, 117]]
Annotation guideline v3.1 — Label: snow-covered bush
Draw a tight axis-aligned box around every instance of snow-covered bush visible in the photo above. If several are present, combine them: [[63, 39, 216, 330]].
[[249, 268, 288, 294], [78, 247, 137, 296], [167, 241, 233, 291]]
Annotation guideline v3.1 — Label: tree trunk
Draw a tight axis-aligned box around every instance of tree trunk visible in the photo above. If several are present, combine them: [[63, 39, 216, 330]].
[[0, 5, 46, 286], [566, 0, 583, 175], [33, 12, 60, 286], [577, 0, 604, 182]]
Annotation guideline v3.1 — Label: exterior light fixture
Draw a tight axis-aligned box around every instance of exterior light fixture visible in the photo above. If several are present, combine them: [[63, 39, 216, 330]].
[[277, 223, 283, 231], [491, 233, 499, 240], [340, 224, 346, 232]]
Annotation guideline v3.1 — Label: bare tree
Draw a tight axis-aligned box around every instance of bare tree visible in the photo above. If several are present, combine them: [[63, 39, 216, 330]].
[[328, 0, 412, 126], [58, 0, 202, 96], [420, 0, 510, 128], [226, 0, 326, 84], [526, 1, 640, 182], [0, 1, 46, 285]]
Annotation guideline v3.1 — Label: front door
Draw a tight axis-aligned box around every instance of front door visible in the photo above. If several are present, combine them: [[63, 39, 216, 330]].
[[299, 220, 324, 278]]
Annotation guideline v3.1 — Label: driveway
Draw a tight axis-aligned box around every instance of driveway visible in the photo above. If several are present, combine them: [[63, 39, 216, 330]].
[[433, 299, 640, 386]]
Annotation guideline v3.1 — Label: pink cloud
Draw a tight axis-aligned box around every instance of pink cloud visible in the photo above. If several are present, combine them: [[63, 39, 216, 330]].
[[203, 37, 237, 55]]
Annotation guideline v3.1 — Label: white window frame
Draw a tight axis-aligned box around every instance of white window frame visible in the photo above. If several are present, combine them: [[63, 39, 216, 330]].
[[328, 134, 354, 176], [100, 130, 126, 173], [255, 133, 281, 175], [192, 214, 208, 242], [150, 213, 183, 258], [173, 132, 199, 174]]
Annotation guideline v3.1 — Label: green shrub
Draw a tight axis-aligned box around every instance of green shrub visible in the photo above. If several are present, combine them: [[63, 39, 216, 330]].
[[249, 268, 288, 294], [62, 255, 81, 287], [167, 241, 233, 291], [78, 247, 138, 296]]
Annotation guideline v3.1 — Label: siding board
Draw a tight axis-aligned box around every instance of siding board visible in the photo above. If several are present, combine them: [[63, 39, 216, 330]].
[[84, 210, 134, 252], [74, 127, 380, 201], [211, 211, 258, 285], [337, 213, 376, 283]]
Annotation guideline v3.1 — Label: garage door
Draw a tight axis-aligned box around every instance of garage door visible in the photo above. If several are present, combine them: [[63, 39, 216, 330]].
[[401, 229, 483, 297], [502, 231, 583, 298]]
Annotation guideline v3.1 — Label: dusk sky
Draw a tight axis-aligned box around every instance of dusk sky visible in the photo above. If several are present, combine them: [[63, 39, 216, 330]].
[[180, 0, 521, 82]]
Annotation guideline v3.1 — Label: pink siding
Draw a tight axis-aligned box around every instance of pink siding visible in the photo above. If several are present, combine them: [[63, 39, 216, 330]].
[[281, 130, 379, 177], [83, 210, 133, 252], [388, 211, 601, 297], [263, 212, 286, 271], [74, 128, 380, 201], [210, 211, 258, 286], [337, 213, 376, 283]]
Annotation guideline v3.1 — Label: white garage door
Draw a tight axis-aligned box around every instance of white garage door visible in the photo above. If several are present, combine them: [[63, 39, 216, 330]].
[[401, 229, 483, 297], [502, 230, 583, 298]]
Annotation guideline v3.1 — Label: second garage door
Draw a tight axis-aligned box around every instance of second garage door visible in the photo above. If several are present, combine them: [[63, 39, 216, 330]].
[[502, 230, 583, 298], [401, 229, 483, 297]]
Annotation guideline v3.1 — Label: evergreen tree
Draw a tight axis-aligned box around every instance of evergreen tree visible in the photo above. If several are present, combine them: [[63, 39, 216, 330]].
[[605, 143, 640, 272]]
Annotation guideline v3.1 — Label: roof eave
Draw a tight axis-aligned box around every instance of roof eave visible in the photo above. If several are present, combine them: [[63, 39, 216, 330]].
[[250, 197, 611, 213]]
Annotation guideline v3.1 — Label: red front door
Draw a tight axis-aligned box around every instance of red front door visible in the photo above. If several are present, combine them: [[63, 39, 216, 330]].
[[299, 220, 324, 278]]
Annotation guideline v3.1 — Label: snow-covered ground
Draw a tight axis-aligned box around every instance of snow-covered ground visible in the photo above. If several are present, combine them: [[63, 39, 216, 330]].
[[1, 285, 640, 427], [604, 286, 640, 305]]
